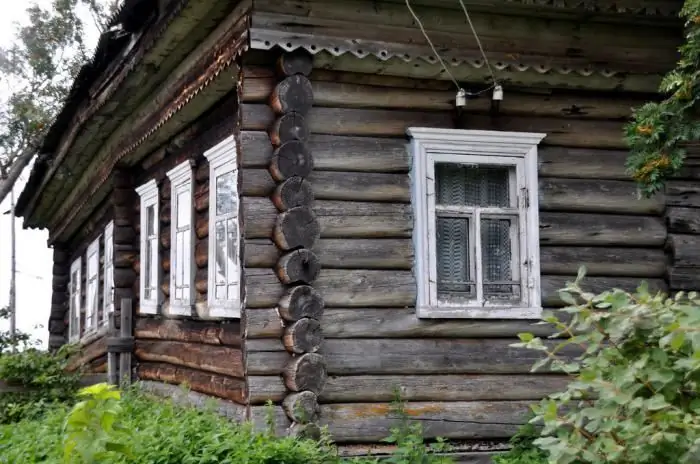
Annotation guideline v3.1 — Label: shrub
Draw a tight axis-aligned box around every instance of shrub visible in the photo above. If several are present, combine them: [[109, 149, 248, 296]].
[[513, 268, 700, 464]]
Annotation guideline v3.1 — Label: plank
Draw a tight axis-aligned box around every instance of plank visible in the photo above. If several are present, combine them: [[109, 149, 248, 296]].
[[245, 337, 579, 375], [244, 268, 666, 309], [134, 317, 241, 346], [134, 340, 244, 378], [246, 374, 569, 404], [318, 401, 530, 442], [242, 104, 626, 148], [240, 131, 409, 173], [244, 198, 413, 239], [539, 212, 666, 246]]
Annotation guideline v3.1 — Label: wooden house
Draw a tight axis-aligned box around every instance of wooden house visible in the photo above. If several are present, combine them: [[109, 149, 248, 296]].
[[14, 0, 698, 457]]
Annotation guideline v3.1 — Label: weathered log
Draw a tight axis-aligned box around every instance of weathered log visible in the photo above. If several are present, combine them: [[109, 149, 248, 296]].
[[269, 141, 314, 181], [195, 184, 209, 212], [196, 213, 208, 239], [114, 226, 135, 245], [195, 239, 208, 268], [244, 198, 412, 239], [195, 267, 208, 294], [284, 352, 327, 394], [539, 147, 629, 180], [539, 246, 665, 277], [240, 131, 408, 173], [276, 50, 313, 77], [539, 178, 664, 215], [160, 204, 171, 225], [246, 337, 578, 376], [246, 373, 569, 405], [283, 391, 320, 423], [272, 177, 315, 211], [669, 267, 700, 291], [245, 268, 666, 309], [134, 340, 244, 378], [134, 318, 241, 346], [539, 212, 665, 247], [161, 280, 170, 297], [276, 249, 321, 285], [278, 285, 325, 321], [283, 318, 323, 354], [245, 169, 408, 202], [163, 255, 170, 273], [114, 250, 137, 269], [51, 292, 67, 305], [667, 207, 700, 234], [137, 362, 245, 403], [288, 422, 322, 440], [667, 181, 700, 208], [67, 336, 107, 372], [319, 401, 529, 443], [270, 75, 314, 115], [161, 226, 170, 249], [668, 234, 700, 267], [249, 405, 291, 435], [273, 207, 321, 250], [269, 112, 309, 146], [138, 381, 246, 421], [114, 268, 136, 288]]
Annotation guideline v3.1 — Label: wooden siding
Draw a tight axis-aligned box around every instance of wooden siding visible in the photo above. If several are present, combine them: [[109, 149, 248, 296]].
[[239, 61, 669, 443]]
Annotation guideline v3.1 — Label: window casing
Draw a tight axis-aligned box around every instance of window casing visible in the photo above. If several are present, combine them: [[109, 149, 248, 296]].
[[85, 238, 100, 333], [136, 179, 161, 315], [103, 221, 114, 325], [204, 136, 241, 318], [409, 128, 545, 319], [166, 161, 195, 316], [68, 258, 82, 342]]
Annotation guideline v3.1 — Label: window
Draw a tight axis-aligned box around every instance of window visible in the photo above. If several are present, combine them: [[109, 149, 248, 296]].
[[136, 179, 161, 314], [166, 161, 195, 316], [204, 135, 241, 318], [68, 258, 82, 342], [85, 238, 100, 332], [103, 221, 114, 325], [408, 128, 545, 319]]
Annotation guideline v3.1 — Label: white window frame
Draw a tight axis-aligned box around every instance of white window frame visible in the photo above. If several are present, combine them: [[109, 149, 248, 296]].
[[85, 237, 101, 333], [68, 258, 82, 342], [103, 221, 114, 326], [166, 160, 195, 316], [204, 135, 241, 318], [136, 179, 161, 315], [408, 127, 545, 319]]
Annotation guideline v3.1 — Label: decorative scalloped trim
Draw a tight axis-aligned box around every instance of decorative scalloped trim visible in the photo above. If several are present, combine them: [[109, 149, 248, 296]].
[[250, 32, 621, 79]]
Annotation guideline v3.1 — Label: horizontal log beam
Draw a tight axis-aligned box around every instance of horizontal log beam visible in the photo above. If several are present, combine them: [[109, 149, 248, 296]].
[[137, 362, 246, 403], [246, 374, 569, 404], [134, 340, 244, 378], [539, 212, 665, 247], [134, 318, 241, 347], [668, 234, 700, 267], [318, 401, 530, 443], [138, 381, 246, 421], [242, 104, 628, 149], [244, 268, 666, 309], [245, 337, 578, 375], [667, 207, 700, 234]]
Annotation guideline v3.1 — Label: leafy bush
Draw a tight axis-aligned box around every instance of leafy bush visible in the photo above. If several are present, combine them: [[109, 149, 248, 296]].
[[514, 269, 700, 464], [492, 423, 548, 464]]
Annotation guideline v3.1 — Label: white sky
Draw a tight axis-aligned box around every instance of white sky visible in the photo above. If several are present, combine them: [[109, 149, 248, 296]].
[[0, 1, 102, 347]]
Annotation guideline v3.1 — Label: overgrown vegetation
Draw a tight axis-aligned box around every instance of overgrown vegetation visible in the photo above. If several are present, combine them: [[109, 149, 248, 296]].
[[626, 0, 700, 196], [514, 268, 700, 463]]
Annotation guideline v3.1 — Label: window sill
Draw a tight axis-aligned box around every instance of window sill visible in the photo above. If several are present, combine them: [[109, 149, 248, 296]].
[[208, 304, 241, 319], [416, 306, 542, 320], [167, 303, 194, 317], [139, 302, 160, 315]]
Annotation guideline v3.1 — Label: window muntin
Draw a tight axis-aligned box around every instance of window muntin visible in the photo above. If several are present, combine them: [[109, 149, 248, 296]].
[[85, 238, 100, 332], [68, 258, 82, 342], [136, 179, 160, 314], [166, 160, 195, 315], [204, 135, 241, 318], [409, 128, 544, 319], [103, 221, 114, 325]]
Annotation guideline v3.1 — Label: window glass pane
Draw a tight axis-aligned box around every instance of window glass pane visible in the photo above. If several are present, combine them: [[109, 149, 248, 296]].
[[215, 221, 227, 285], [436, 216, 474, 297], [146, 205, 155, 235], [216, 284, 227, 300], [144, 239, 152, 300], [481, 218, 519, 299], [216, 171, 236, 216], [177, 191, 190, 227], [436, 163, 511, 207], [226, 218, 238, 285]]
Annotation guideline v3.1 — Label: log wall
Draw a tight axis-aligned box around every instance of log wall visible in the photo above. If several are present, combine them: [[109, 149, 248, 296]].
[[238, 55, 670, 445], [130, 92, 248, 407]]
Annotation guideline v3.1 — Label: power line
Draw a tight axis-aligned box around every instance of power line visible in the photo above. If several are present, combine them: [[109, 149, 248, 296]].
[[457, 0, 498, 86]]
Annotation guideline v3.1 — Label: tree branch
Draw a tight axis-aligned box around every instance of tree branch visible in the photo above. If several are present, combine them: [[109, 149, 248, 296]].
[[0, 146, 36, 205]]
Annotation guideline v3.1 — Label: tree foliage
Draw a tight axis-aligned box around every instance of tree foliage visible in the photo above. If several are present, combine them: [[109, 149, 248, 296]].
[[626, 0, 700, 196], [514, 269, 700, 464], [0, 0, 117, 204]]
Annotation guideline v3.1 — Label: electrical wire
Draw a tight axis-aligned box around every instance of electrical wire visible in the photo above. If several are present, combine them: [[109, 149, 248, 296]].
[[457, 0, 498, 87]]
